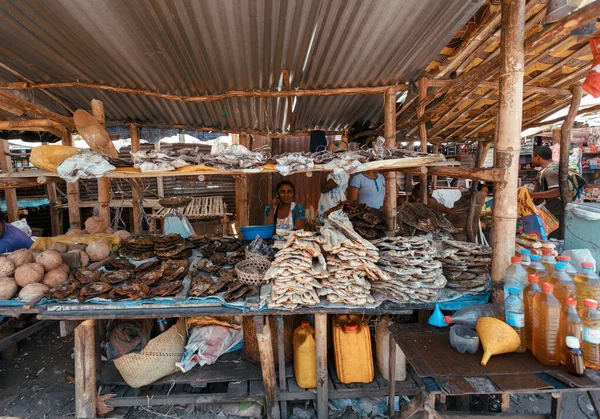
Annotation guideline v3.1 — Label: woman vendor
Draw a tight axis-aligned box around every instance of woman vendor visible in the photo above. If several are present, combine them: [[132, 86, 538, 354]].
[[348, 170, 385, 209], [264, 181, 306, 231]]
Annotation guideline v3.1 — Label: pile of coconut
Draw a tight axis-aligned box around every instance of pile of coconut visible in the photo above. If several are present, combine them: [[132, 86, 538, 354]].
[[0, 239, 114, 302], [66, 216, 131, 241]]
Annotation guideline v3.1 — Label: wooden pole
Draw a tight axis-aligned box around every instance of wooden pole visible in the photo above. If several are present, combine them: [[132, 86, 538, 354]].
[[129, 124, 142, 234], [91, 100, 111, 227], [0, 140, 18, 222], [559, 86, 583, 237], [282, 69, 295, 132], [431, 144, 440, 190], [384, 88, 397, 231], [552, 126, 561, 146], [62, 132, 81, 229], [467, 141, 492, 242], [42, 142, 60, 236], [417, 78, 429, 204], [315, 313, 328, 419], [254, 316, 281, 419], [235, 175, 249, 228], [388, 330, 397, 416], [74, 319, 97, 418], [276, 316, 288, 419], [491, 0, 526, 302], [0, 90, 74, 129]]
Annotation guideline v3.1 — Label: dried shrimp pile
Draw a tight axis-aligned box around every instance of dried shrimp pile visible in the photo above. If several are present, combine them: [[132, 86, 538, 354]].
[[372, 236, 446, 303], [435, 239, 492, 295]]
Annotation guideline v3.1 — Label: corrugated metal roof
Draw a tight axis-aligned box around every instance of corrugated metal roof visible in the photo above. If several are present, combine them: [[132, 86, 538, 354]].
[[0, 0, 483, 133]]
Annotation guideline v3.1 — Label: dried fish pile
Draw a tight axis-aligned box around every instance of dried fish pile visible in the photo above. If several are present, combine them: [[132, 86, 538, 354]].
[[188, 261, 258, 303], [154, 233, 193, 260], [435, 239, 492, 294], [119, 236, 155, 260], [371, 236, 446, 303], [324, 202, 387, 239], [274, 153, 315, 176], [318, 210, 387, 305], [396, 202, 457, 237], [267, 231, 327, 310]]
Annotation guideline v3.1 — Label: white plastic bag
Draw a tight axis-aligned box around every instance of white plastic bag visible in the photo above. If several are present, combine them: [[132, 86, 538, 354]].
[[57, 150, 115, 182], [176, 325, 242, 373], [11, 218, 32, 237]]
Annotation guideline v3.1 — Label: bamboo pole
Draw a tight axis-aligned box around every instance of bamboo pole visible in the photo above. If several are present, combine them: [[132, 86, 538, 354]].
[[417, 78, 428, 204], [62, 132, 81, 229], [559, 86, 583, 238], [129, 124, 142, 234], [491, 0, 526, 302], [315, 313, 328, 419], [74, 320, 97, 418], [384, 88, 397, 231], [42, 141, 60, 236], [282, 69, 295, 132], [426, 167, 504, 183], [91, 100, 111, 226], [0, 140, 18, 222], [254, 316, 280, 419]]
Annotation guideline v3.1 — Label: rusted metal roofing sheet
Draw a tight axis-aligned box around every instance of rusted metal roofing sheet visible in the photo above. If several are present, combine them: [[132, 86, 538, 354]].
[[0, 0, 483, 133]]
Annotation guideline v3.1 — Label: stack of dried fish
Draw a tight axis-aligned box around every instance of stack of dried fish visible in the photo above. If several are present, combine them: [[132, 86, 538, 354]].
[[267, 231, 327, 310], [274, 153, 315, 176], [188, 260, 258, 303], [371, 236, 446, 303], [154, 234, 193, 260], [318, 210, 387, 305], [396, 202, 457, 237], [119, 236, 155, 260], [324, 202, 387, 239], [435, 239, 491, 295]]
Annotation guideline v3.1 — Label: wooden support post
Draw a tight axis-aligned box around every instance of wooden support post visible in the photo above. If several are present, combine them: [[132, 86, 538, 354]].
[[91, 100, 111, 226], [417, 78, 428, 204], [41, 141, 60, 236], [283, 69, 295, 132], [61, 132, 81, 230], [315, 313, 328, 419], [559, 86, 583, 238], [154, 142, 165, 198], [235, 175, 249, 228], [467, 141, 492, 242], [491, 0, 525, 302], [431, 144, 440, 190], [276, 316, 288, 419], [129, 124, 143, 234], [0, 140, 18, 222], [384, 88, 398, 231], [388, 331, 397, 417], [74, 319, 97, 418], [254, 316, 280, 419]]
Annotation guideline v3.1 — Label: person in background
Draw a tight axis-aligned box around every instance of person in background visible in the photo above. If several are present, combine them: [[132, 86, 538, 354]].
[[0, 210, 33, 253], [348, 170, 385, 209], [317, 169, 349, 223], [410, 183, 454, 215], [264, 181, 306, 231]]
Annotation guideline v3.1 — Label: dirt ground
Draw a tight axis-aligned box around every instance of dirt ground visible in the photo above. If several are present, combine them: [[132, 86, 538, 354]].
[[0, 324, 596, 418]]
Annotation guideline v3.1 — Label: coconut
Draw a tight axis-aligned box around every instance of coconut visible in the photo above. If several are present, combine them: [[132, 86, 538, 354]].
[[69, 243, 87, 252], [114, 230, 131, 240], [68, 249, 89, 267], [0, 278, 18, 300], [86, 241, 110, 262], [104, 227, 115, 234], [14, 263, 45, 287], [58, 263, 70, 274], [42, 268, 68, 288], [0, 257, 16, 277], [35, 250, 63, 272], [49, 242, 69, 253], [7, 248, 34, 267], [19, 283, 49, 301], [65, 228, 84, 236], [85, 216, 108, 234]]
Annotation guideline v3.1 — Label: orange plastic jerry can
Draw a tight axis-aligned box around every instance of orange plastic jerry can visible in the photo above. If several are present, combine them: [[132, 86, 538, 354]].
[[333, 315, 374, 384], [293, 321, 317, 388]]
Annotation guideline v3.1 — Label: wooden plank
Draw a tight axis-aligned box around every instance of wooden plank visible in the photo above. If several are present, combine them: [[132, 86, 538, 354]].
[[107, 393, 259, 407], [235, 175, 249, 228], [0, 320, 50, 351], [227, 380, 249, 397], [59, 320, 81, 337], [46, 174, 60, 236], [129, 124, 142, 234], [74, 320, 97, 418], [61, 133, 81, 230], [254, 316, 280, 419], [417, 77, 428, 205], [0, 140, 18, 222], [384, 87, 397, 231], [389, 327, 397, 416], [276, 316, 288, 419], [315, 313, 328, 419], [492, 373, 552, 392], [249, 380, 265, 397]]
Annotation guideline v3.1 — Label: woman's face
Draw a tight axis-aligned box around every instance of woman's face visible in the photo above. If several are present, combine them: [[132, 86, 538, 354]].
[[278, 184, 294, 204]]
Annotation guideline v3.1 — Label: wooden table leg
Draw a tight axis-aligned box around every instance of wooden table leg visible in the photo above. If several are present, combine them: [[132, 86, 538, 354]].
[[276, 316, 288, 419], [550, 392, 563, 419], [315, 313, 328, 419], [389, 331, 397, 417], [587, 391, 600, 418], [254, 316, 281, 419], [75, 320, 97, 418]]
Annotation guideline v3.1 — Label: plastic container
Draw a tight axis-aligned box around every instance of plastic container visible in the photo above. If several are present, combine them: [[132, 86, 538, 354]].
[[527, 255, 549, 278], [576, 262, 600, 313], [504, 256, 529, 300], [505, 288, 526, 353], [532, 283, 562, 366], [581, 299, 600, 370], [558, 298, 583, 365], [541, 249, 557, 276], [449, 324, 479, 354], [293, 321, 316, 389], [564, 203, 600, 269], [375, 316, 406, 381], [565, 336, 586, 376], [524, 274, 542, 350], [333, 315, 374, 384], [520, 249, 532, 266], [558, 255, 578, 280], [443, 304, 504, 329], [549, 263, 577, 307], [240, 225, 275, 240]]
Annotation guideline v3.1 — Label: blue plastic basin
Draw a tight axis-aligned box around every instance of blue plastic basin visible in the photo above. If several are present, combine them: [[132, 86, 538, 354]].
[[240, 224, 275, 240]]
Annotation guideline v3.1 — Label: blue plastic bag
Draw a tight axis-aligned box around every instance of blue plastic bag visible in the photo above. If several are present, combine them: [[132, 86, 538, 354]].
[[518, 214, 548, 240]]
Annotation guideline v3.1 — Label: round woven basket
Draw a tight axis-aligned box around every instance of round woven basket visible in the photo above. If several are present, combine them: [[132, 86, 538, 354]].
[[113, 318, 187, 388], [235, 256, 271, 286]]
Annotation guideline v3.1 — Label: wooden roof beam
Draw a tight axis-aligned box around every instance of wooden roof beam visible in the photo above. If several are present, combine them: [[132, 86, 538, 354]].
[[0, 90, 74, 130], [428, 79, 571, 96]]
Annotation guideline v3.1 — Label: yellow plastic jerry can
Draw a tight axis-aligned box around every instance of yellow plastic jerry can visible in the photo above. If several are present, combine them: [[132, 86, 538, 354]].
[[333, 315, 374, 384], [293, 321, 317, 388]]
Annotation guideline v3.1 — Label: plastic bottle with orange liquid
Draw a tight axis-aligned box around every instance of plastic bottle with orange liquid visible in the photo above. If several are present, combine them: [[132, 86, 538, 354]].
[[549, 263, 576, 307], [524, 274, 541, 350], [504, 256, 528, 300], [527, 255, 549, 278], [575, 262, 600, 313], [581, 299, 600, 370], [558, 255, 578, 280], [532, 283, 561, 366], [558, 298, 582, 365], [540, 249, 557, 276]]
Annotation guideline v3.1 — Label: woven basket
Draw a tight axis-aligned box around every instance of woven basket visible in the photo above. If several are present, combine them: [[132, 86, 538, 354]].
[[235, 256, 271, 286], [114, 318, 187, 388]]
